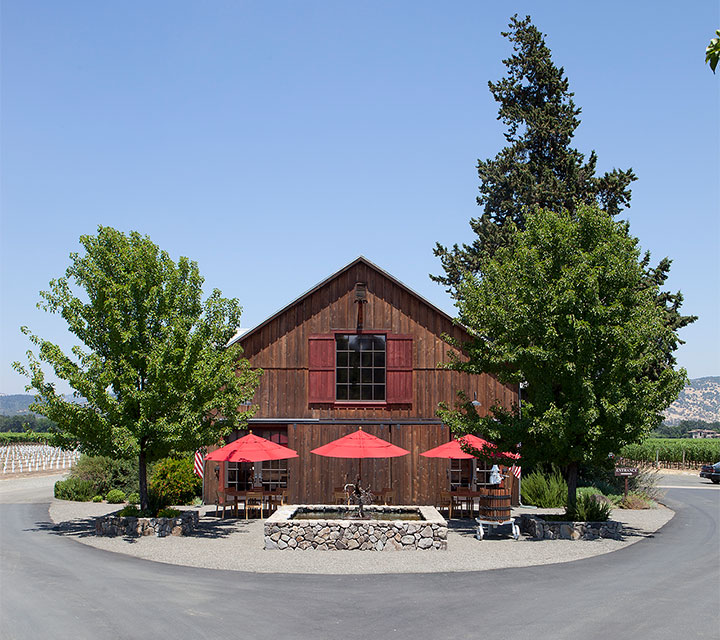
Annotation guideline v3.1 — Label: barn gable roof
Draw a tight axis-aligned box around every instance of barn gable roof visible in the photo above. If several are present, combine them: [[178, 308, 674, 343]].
[[230, 256, 461, 346]]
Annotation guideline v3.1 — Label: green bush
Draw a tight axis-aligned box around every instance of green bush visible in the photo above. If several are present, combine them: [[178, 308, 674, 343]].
[[577, 486, 620, 507], [117, 505, 141, 517], [54, 477, 94, 502], [149, 457, 202, 506], [157, 508, 182, 518], [126, 492, 140, 505], [105, 489, 126, 503], [69, 455, 138, 496], [567, 492, 612, 522], [620, 492, 655, 509], [521, 466, 567, 508], [92, 495, 103, 502]]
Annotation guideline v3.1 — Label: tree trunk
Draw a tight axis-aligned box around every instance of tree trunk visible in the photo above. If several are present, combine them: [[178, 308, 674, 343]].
[[566, 461, 578, 516], [139, 449, 148, 513]]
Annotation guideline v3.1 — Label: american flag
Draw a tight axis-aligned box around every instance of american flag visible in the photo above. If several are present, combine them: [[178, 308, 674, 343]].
[[194, 450, 205, 478], [509, 464, 521, 479]]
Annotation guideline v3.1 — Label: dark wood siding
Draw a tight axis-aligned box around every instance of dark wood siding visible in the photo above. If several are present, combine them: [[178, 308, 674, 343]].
[[285, 422, 450, 505]]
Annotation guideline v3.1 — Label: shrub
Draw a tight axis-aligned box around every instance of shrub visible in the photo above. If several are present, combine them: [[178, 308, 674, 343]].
[[156, 508, 182, 518], [567, 492, 612, 522], [105, 489, 126, 503], [69, 455, 138, 496], [117, 505, 141, 517], [149, 457, 202, 506], [126, 492, 140, 505], [620, 492, 655, 509], [54, 477, 94, 502], [147, 487, 172, 514], [521, 466, 567, 508], [92, 495, 103, 503]]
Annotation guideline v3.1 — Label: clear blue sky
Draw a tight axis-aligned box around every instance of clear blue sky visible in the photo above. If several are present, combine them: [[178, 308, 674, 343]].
[[2, 1, 718, 395]]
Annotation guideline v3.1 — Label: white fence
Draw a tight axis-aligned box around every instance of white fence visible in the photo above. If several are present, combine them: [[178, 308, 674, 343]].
[[1, 443, 80, 474]]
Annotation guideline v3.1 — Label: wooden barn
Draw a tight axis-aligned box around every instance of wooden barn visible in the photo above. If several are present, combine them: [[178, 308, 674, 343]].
[[202, 257, 519, 510]]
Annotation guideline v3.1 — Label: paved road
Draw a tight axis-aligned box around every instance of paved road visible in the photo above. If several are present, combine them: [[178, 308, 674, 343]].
[[1, 474, 717, 640]]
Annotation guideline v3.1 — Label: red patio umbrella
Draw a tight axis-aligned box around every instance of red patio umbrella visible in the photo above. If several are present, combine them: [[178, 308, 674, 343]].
[[205, 432, 299, 462], [310, 427, 409, 485], [420, 434, 520, 461]]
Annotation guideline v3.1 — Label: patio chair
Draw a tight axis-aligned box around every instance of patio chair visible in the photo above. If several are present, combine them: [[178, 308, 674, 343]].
[[440, 491, 453, 519], [333, 487, 349, 505], [245, 490, 264, 520], [268, 489, 286, 512], [215, 490, 237, 519], [380, 488, 395, 505]]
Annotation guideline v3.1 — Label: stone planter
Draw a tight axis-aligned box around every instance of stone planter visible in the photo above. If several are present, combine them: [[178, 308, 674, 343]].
[[95, 510, 199, 537], [519, 514, 622, 540], [264, 505, 448, 550]]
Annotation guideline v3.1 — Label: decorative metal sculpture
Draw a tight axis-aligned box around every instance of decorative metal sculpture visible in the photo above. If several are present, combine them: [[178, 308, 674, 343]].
[[344, 477, 375, 519]]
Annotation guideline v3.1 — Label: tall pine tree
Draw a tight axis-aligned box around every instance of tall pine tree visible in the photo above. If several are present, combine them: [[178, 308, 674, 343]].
[[434, 14, 694, 368]]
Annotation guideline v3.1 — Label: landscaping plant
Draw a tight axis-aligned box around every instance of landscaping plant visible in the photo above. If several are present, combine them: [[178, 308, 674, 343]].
[[520, 466, 567, 508], [567, 493, 612, 522], [54, 477, 94, 502], [149, 457, 201, 506], [105, 489, 126, 504], [156, 508, 182, 518], [69, 455, 138, 496]]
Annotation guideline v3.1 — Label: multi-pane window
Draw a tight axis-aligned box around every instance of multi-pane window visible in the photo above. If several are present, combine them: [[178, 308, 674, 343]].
[[335, 334, 386, 401], [225, 429, 289, 491], [449, 458, 493, 489]]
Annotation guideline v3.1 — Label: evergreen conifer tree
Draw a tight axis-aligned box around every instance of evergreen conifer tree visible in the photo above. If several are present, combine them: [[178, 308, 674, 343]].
[[434, 14, 695, 368]]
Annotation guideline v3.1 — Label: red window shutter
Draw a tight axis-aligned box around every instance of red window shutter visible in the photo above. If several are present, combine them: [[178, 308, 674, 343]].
[[308, 335, 335, 403], [386, 334, 413, 404]]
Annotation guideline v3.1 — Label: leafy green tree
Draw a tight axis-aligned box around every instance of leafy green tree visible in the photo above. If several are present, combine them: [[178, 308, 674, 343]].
[[707, 29, 720, 73], [438, 206, 687, 511], [14, 227, 261, 512], [433, 15, 695, 370]]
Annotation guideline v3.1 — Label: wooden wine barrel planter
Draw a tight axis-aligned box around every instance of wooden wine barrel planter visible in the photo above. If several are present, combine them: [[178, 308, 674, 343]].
[[478, 486, 512, 521]]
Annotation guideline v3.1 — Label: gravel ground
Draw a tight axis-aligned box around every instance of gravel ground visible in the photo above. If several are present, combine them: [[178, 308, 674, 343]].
[[1, 472, 675, 574], [46, 497, 674, 575]]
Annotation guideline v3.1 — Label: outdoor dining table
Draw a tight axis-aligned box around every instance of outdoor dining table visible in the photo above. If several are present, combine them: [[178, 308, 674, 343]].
[[441, 490, 484, 519], [218, 488, 285, 519]]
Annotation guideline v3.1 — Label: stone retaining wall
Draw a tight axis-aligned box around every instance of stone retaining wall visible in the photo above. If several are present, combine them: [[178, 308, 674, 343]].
[[519, 514, 622, 540], [264, 505, 448, 550], [95, 510, 199, 537]]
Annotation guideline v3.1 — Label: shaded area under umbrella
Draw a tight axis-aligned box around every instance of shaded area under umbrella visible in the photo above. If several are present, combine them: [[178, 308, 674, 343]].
[[206, 432, 299, 512], [310, 427, 409, 482]]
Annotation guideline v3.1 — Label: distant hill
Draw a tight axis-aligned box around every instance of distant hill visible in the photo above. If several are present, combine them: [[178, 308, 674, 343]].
[[0, 393, 82, 416], [0, 394, 36, 415], [663, 376, 720, 425]]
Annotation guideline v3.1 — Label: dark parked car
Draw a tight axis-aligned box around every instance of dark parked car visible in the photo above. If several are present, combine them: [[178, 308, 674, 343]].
[[699, 462, 720, 484]]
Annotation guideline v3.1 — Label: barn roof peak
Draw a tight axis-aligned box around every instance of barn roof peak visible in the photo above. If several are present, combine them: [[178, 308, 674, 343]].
[[229, 255, 456, 346]]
